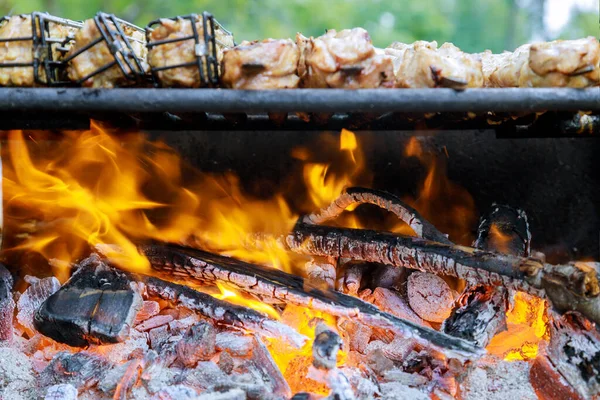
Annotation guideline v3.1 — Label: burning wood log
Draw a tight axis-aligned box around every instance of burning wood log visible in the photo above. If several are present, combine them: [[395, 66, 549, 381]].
[[442, 204, 529, 346], [127, 269, 307, 348], [142, 244, 481, 358], [283, 222, 600, 325], [312, 322, 343, 370]]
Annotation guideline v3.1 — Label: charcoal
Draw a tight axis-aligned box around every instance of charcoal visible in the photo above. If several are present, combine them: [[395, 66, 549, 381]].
[[361, 287, 430, 327], [35, 255, 143, 346], [134, 300, 161, 325], [185, 361, 229, 391], [340, 367, 380, 400], [44, 384, 78, 400], [136, 314, 174, 331], [0, 264, 14, 342], [98, 361, 132, 393], [339, 320, 372, 353], [17, 276, 60, 334], [149, 325, 171, 351], [246, 335, 290, 398], [324, 369, 356, 400], [218, 351, 235, 375], [40, 351, 110, 390], [216, 332, 255, 357], [530, 355, 584, 400], [313, 323, 342, 370], [90, 328, 149, 365], [176, 321, 217, 368], [113, 358, 144, 400]]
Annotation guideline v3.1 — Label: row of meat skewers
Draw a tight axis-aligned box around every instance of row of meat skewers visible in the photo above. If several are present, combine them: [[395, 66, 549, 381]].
[[0, 11, 598, 89]]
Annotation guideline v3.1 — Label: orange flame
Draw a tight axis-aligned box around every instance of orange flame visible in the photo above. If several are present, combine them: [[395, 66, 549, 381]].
[[212, 282, 281, 320]]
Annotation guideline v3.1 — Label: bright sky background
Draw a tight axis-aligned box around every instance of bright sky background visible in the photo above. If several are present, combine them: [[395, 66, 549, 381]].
[[545, 0, 599, 33]]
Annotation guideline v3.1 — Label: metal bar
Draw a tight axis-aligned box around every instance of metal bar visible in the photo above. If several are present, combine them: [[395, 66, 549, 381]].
[[0, 88, 596, 113]]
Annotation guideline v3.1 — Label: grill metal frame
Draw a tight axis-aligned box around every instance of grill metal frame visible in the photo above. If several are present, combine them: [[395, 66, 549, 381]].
[[0, 87, 597, 113], [0, 12, 82, 86], [146, 12, 232, 87], [61, 12, 148, 85]]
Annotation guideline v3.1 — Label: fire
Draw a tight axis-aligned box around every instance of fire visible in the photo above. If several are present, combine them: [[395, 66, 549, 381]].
[[486, 292, 548, 361], [266, 304, 343, 395], [212, 282, 281, 321], [401, 137, 477, 245]]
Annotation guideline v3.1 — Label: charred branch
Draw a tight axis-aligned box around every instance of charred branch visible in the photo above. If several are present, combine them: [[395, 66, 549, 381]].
[[284, 223, 600, 324], [142, 244, 482, 358], [303, 187, 451, 244]]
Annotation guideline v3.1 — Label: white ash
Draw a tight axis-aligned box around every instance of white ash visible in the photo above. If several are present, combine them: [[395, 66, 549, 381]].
[[461, 357, 537, 400], [339, 367, 380, 400], [216, 332, 255, 357], [197, 388, 247, 400], [135, 314, 174, 331], [152, 385, 199, 400], [88, 328, 149, 364], [44, 384, 78, 400], [16, 277, 61, 334], [0, 347, 35, 394], [378, 382, 430, 400]]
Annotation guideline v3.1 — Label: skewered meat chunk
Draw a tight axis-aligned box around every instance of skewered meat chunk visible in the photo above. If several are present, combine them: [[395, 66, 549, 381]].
[[385, 40, 483, 88], [297, 28, 394, 89], [0, 14, 78, 86], [221, 39, 300, 89], [66, 17, 148, 88], [482, 37, 600, 88], [147, 15, 234, 87]]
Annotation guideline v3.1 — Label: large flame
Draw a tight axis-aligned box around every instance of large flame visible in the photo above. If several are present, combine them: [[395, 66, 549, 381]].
[[2, 123, 549, 390]]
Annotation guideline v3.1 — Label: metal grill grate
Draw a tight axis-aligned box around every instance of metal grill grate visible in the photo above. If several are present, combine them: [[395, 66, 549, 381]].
[[62, 12, 148, 85], [146, 12, 232, 87], [0, 12, 82, 86]]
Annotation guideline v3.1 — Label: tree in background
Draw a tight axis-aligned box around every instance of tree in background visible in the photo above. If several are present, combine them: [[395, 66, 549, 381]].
[[1, 0, 597, 52]]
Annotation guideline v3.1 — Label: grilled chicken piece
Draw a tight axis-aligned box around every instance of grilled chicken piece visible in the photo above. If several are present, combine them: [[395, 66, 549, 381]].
[[0, 14, 77, 86], [482, 37, 600, 88], [221, 39, 300, 89], [297, 28, 394, 89], [148, 16, 234, 87], [66, 17, 148, 88], [385, 40, 483, 88]]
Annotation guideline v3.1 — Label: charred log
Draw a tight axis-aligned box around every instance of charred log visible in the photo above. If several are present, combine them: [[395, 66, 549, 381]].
[[443, 204, 530, 346], [284, 223, 600, 324], [35, 256, 143, 347], [142, 244, 482, 358], [123, 270, 308, 349], [312, 323, 343, 370], [543, 313, 600, 399]]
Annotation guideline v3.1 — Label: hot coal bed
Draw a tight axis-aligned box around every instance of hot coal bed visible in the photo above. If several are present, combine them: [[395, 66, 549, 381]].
[[0, 9, 599, 400]]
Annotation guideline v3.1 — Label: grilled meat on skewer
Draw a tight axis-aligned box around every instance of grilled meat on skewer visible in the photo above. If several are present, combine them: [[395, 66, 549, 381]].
[[66, 16, 148, 88], [147, 15, 234, 87], [0, 14, 78, 86], [221, 39, 300, 89], [385, 40, 484, 89], [482, 36, 600, 88], [297, 28, 395, 88]]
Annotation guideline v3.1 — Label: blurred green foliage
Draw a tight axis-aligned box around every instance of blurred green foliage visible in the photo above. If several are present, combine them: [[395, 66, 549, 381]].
[[1, 0, 597, 52]]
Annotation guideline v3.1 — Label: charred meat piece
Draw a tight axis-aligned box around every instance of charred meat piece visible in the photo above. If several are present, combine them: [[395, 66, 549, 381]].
[[385, 40, 483, 89], [66, 16, 148, 88], [0, 14, 79, 86], [297, 28, 394, 89], [221, 39, 300, 89], [482, 37, 600, 88], [147, 15, 234, 87]]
